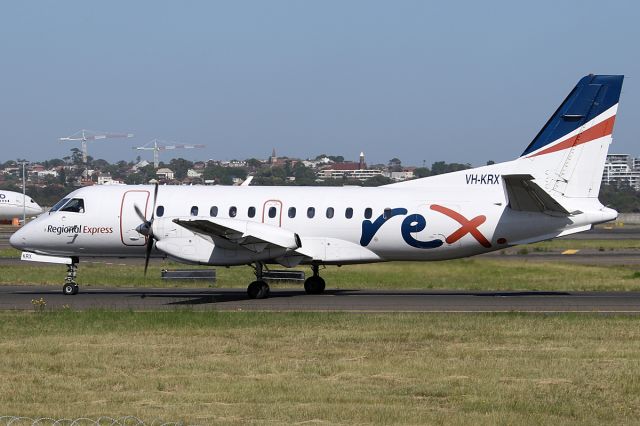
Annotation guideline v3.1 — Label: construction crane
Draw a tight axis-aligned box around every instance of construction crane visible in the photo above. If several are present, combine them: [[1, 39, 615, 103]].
[[133, 139, 206, 169], [59, 129, 134, 164]]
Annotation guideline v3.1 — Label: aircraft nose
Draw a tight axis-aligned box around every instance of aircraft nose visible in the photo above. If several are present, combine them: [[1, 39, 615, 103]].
[[10, 227, 27, 250]]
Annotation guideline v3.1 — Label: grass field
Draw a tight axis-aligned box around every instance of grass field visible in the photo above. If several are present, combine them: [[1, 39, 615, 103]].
[[1, 311, 639, 424], [2, 248, 640, 292]]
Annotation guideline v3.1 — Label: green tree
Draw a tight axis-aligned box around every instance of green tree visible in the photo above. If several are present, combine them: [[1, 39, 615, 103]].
[[430, 161, 472, 176], [363, 175, 393, 187], [414, 167, 430, 178], [246, 158, 263, 171], [388, 158, 402, 172], [70, 148, 83, 165], [599, 185, 640, 212], [168, 158, 194, 180]]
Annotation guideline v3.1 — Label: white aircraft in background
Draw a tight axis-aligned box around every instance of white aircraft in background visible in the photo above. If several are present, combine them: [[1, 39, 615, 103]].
[[11, 75, 623, 298], [0, 190, 43, 221]]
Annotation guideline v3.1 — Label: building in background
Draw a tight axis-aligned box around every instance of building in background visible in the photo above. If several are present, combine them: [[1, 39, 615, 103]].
[[602, 154, 640, 190], [316, 152, 384, 180]]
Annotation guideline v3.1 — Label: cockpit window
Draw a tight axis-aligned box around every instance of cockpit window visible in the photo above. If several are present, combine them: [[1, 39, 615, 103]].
[[60, 198, 85, 213], [50, 198, 70, 212]]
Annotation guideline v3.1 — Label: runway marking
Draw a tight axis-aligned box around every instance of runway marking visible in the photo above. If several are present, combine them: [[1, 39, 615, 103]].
[[562, 249, 580, 255]]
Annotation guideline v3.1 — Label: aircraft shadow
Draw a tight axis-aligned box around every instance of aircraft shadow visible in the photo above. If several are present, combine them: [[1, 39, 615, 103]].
[[9, 288, 574, 306]]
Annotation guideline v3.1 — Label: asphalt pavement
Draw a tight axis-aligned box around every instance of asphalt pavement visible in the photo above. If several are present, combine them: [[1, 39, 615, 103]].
[[3, 285, 640, 313]]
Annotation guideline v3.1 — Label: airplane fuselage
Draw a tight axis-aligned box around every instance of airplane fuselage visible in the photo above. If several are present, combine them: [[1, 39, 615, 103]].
[[10, 183, 609, 266], [0, 190, 43, 220]]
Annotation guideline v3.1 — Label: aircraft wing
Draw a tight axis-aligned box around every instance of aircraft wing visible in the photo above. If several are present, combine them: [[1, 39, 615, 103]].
[[172, 217, 309, 255], [502, 174, 571, 215]]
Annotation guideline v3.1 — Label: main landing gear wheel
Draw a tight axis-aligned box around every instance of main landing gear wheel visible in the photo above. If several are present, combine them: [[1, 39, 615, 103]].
[[247, 262, 271, 299], [304, 265, 325, 295], [247, 280, 270, 299]]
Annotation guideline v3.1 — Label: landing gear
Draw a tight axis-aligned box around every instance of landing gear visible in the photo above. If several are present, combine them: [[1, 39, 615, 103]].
[[304, 264, 325, 295], [247, 280, 270, 299], [62, 259, 79, 295], [247, 262, 270, 299], [62, 282, 79, 296]]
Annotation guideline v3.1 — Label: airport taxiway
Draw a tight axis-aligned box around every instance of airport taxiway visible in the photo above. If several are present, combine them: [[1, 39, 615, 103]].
[[2, 285, 640, 313]]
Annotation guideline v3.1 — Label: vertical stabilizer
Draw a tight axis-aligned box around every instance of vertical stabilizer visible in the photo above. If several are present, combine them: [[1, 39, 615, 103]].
[[518, 75, 623, 199]]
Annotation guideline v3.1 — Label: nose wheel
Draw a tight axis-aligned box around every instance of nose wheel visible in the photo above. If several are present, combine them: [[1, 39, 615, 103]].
[[63, 282, 79, 295], [62, 260, 79, 295]]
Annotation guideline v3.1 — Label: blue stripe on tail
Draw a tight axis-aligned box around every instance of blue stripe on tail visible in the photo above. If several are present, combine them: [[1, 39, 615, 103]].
[[521, 75, 623, 157]]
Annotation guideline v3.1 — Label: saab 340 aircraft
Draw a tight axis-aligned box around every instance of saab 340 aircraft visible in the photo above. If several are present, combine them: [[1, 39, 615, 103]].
[[0, 190, 43, 221], [11, 75, 624, 298]]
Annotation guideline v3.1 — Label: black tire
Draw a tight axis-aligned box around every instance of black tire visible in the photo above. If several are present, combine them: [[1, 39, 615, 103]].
[[72, 284, 79, 295], [304, 276, 326, 295], [247, 280, 270, 299], [63, 283, 76, 296]]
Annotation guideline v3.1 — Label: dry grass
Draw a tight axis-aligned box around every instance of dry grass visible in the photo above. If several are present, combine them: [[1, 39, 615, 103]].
[[1, 311, 639, 424]]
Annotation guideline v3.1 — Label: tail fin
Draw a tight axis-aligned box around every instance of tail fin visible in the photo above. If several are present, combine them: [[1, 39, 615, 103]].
[[519, 74, 623, 199]]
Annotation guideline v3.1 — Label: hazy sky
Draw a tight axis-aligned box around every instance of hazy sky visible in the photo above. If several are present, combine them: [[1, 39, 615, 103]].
[[1, 1, 638, 167]]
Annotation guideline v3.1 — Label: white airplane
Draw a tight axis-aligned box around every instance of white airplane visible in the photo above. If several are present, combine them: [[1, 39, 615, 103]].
[[0, 190, 43, 221], [11, 74, 623, 298]]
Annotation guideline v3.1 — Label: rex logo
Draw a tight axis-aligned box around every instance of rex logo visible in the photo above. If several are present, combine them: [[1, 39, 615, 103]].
[[360, 205, 491, 249]]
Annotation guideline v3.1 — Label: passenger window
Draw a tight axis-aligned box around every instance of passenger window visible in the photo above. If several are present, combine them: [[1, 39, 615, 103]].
[[326, 207, 334, 219], [156, 206, 165, 217], [229, 206, 237, 217], [60, 198, 85, 213], [364, 207, 372, 219], [345, 207, 353, 219], [383, 207, 392, 220], [248, 206, 256, 218], [268, 206, 277, 218], [307, 207, 315, 218], [288, 207, 296, 218], [210, 206, 218, 217], [190, 206, 199, 216]]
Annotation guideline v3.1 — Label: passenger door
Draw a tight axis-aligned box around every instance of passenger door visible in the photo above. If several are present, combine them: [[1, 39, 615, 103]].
[[262, 200, 283, 227], [120, 190, 150, 246]]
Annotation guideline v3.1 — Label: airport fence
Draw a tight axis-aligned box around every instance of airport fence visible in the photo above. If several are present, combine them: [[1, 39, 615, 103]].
[[0, 416, 188, 426]]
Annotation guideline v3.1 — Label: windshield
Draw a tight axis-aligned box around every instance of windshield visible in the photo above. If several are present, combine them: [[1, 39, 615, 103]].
[[60, 198, 85, 213], [50, 198, 85, 213], [50, 198, 70, 212]]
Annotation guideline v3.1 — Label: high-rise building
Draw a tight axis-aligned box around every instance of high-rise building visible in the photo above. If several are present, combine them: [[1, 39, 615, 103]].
[[602, 154, 640, 190]]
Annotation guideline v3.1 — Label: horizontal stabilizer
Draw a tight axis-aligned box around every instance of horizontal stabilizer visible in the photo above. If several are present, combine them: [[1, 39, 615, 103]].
[[502, 174, 570, 215]]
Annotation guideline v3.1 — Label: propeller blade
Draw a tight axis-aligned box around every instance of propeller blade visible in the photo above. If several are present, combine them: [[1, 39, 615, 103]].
[[133, 204, 146, 223], [142, 183, 159, 277], [143, 235, 153, 277], [150, 182, 159, 221]]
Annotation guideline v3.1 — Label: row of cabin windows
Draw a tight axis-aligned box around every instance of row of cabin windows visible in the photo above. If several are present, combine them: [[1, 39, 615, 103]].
[[156, 205, 375, 220]]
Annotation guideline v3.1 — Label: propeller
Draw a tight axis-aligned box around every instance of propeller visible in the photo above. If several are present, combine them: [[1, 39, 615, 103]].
[[134, 183, 159, 276]]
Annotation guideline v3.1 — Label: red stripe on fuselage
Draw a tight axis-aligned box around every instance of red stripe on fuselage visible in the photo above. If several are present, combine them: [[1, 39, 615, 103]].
[[527, 115, 616, 158]]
